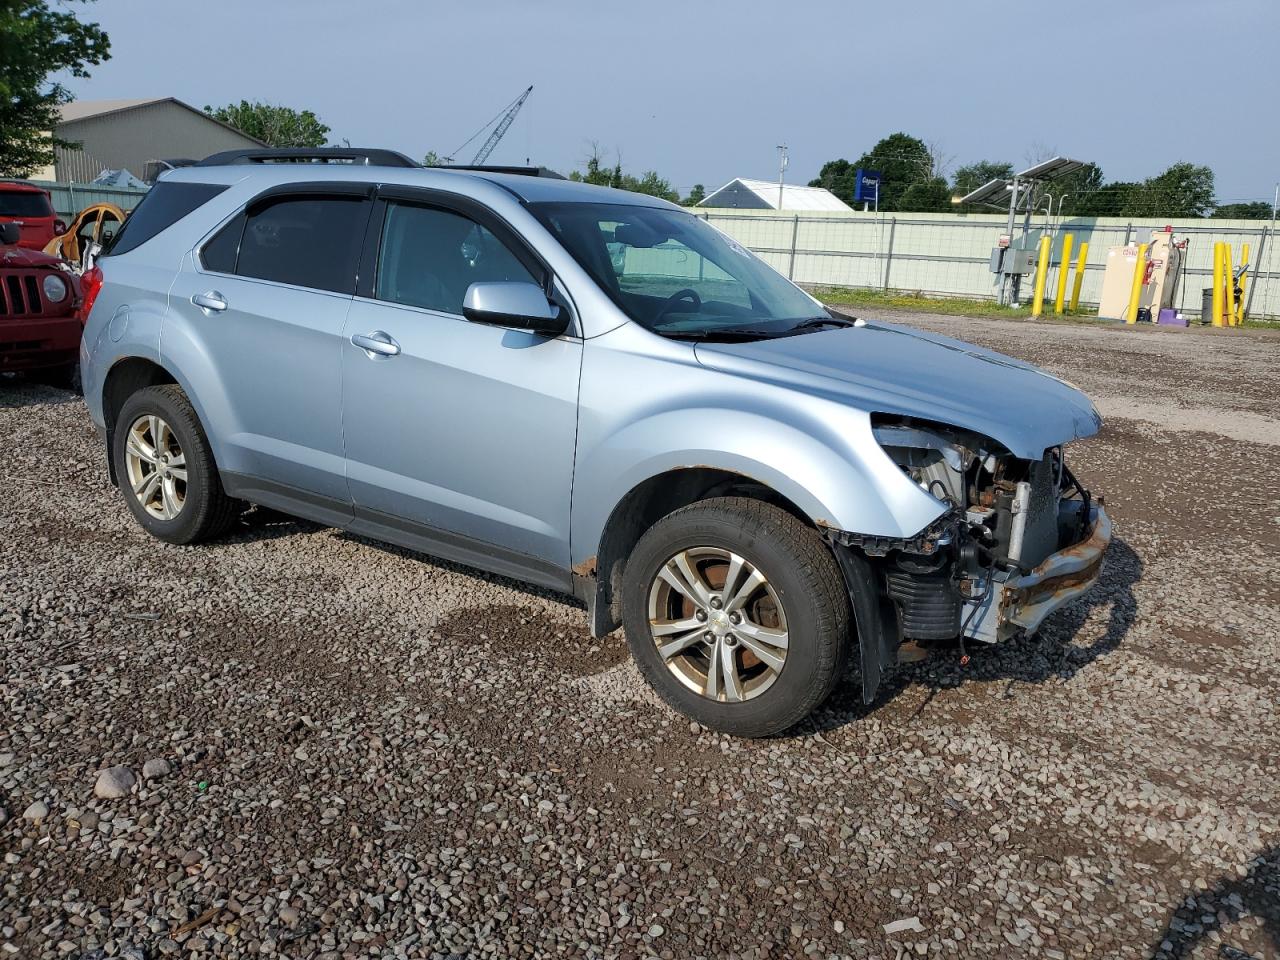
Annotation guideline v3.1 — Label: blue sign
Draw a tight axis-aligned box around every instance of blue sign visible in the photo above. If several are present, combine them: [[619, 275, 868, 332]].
[[854, 168, 881, 203]]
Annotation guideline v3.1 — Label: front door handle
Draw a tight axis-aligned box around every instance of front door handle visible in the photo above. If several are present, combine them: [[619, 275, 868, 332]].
[[191, 291, 228, 313], [350, 330, 401, 357]]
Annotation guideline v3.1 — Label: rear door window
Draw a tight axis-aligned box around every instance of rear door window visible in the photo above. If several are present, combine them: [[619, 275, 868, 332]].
[[0, 192, 54, 218], [102, 181, 227, 256], [235, 196, 369, 295]]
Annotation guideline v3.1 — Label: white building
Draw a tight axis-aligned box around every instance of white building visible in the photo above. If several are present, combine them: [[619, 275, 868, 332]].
[[698, 178, 851, 212]]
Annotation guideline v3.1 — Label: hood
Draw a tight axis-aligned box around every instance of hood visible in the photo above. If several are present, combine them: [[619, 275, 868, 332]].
[[0, 244, 65, 269], [693, 320, 1101, 460]]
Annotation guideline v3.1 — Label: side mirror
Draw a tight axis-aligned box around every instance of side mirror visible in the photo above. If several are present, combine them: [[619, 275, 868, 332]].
[[0, 222, 19, 246], [462, 281, 569, 338]]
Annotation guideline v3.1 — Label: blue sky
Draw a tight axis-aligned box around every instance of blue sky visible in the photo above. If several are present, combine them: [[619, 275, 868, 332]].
[[70, 0, 1278, 203]]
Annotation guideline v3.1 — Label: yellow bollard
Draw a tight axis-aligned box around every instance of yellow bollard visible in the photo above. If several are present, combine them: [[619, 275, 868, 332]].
[[1054, 234, 1073, 315], [1223, 243, 1236, 326], [1069, 241, 1089, 313], [1030, 235, 1051, 317], [1125, 242, 1147, 323], [1212, 242, 1225, 326], [1236, 241, 1249, 324]]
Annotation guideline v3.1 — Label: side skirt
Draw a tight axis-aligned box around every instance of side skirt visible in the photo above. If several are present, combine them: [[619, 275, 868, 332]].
[[221, 471, 572, 595]]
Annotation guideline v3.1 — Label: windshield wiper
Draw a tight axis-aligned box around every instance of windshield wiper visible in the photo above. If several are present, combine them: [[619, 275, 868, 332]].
[[660, 328, 782, 342], [788, 315, 857, 333]]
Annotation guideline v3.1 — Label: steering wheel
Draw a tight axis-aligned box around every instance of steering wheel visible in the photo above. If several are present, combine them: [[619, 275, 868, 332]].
[[652, 288, 702, 324]]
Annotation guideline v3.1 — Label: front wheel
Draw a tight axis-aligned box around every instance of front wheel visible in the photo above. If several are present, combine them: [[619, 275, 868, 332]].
[[622, 497, 851, 737]]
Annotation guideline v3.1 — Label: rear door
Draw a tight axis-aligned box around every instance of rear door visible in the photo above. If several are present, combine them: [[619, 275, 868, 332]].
[[165, 184, 372, 518], [339, 188, 582, 585]]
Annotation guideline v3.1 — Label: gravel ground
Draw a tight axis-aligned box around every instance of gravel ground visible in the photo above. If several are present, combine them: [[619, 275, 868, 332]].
[[2, 313, 1278, 960]]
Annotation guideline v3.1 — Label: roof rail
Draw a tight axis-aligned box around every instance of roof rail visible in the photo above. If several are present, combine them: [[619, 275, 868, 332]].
[[441, 164, 565, 180], [195, 148, 419, 168]]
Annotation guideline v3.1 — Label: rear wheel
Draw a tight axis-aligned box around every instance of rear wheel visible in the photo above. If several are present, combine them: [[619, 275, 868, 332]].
[[622, 497, 851, 737], [112, 385, 236, 544]]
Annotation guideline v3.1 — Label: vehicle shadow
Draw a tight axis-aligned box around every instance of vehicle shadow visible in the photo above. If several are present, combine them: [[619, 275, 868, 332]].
[[1149, 846, 1280, 959], [0, 377, 80, 409], [801, 535, 1143, 734]]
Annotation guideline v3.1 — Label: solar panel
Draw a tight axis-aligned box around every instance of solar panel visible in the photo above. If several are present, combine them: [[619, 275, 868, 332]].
[[958, 178, 1013, 207], [1015, 157, 1087, 181]]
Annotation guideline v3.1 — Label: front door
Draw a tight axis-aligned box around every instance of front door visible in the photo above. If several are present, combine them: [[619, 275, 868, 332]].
[[340, 194, 582, 585]]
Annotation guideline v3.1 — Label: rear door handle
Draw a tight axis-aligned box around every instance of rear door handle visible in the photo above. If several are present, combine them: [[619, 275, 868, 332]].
[[350, 330, 401, 357], [191, 291, 228, 313]]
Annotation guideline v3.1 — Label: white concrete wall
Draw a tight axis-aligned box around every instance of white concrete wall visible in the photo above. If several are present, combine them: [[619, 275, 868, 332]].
[[696, 208, 1279, 320]]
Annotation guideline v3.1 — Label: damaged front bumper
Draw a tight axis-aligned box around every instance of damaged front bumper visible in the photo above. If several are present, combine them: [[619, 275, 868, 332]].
[[826, 495, 1112, 704], [962, 500, 1111, 644]]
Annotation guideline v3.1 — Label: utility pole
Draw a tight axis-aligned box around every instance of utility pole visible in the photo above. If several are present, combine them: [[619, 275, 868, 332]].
[[776, 144, 788, 211]]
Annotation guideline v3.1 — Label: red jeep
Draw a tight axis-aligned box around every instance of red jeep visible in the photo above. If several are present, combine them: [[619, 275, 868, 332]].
[[0, 222, 85, 386], [0, 180, 66, 251]]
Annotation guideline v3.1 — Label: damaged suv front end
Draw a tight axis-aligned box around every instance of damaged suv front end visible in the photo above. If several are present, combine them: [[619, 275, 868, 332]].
[[826, 414, 1110, 701]]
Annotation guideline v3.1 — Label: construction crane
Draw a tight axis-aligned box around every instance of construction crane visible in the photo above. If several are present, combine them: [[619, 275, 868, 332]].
[[444, 85, 534, 166]]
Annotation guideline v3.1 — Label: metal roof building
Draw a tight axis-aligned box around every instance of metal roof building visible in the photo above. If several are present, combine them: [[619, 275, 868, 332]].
[[43, 98, 264, 183], [698, 178, 852, 212]]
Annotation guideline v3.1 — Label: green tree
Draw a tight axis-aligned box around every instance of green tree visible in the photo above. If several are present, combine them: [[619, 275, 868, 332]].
[[1213, 201, 1273, 219], [810, 133, 937, 211], [1051, 163, 1105, 217], [422, 150, 442, 167], [204, 100, 330, 148], [621, 170, 680, 203], [1073, 180, 1139, 218], [898, 177, 953, 212], [951, 161, 1014, 200], [682, 183, 706, 206], [0, 0, 110, 177], [1127, 162, 1215, 218]]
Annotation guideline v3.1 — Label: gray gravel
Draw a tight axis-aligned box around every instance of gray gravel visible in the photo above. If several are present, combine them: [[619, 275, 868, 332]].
[[1, 314, 1278, 959]]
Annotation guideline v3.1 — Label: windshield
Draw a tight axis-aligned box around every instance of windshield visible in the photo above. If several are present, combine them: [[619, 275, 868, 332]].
[[530, 202, 827, 339], [0, 191, 54, 218]]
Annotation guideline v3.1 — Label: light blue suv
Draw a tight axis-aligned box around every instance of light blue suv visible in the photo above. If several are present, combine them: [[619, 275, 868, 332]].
[[80, 148, 1110, 736]]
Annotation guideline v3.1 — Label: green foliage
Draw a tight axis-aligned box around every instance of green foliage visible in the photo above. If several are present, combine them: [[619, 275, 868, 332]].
[[1213, 201, 1273, 220], [0, 0, 110, 177], [1072, 180, 1139, 218], [810, 133, 938, 211], [1130, 162, 1215, 218], [808, 158, 857, 202], [951, 161, 1014, 201], [422, 150, 442, 167], [204, 100, 330, 148], [898, 177, 953, 213], [566, 145, 680, 202], [682, 183, 706, 207]]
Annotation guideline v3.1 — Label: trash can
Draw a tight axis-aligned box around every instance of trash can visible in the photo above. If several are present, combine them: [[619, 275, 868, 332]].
[[1201, 287, 1214, 324]]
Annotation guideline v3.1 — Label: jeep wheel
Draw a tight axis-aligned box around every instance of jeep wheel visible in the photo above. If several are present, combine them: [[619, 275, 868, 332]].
[[622, 497, 851, 737], [112, 385, 236, 544]]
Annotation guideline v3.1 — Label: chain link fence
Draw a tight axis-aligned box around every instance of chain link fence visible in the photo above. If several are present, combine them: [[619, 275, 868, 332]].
[[697, 208, 1279, 320]]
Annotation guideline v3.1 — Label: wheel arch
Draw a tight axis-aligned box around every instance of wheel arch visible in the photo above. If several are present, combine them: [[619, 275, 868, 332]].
[[100, 357, 178, 485], [578, 466, 818, 638]]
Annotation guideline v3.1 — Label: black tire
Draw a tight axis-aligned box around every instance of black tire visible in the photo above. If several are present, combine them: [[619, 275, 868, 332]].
[[622, 497, 851, 737], [111, 384, 236, 545]]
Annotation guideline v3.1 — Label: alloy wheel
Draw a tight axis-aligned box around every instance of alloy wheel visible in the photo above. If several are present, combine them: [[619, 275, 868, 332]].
[[646, 546, 789, 702], [124, 414, 187, 521]]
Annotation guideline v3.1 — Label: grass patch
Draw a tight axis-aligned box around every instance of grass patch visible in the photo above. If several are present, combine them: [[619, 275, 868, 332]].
[[813, 286, 1110, 325]]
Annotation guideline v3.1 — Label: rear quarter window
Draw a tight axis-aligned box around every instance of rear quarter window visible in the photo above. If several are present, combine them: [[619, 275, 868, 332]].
[[102, 181, 228, 256]]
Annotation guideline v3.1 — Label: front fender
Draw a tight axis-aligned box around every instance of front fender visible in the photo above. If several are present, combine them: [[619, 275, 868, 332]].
[[570, 325, 949, 573]]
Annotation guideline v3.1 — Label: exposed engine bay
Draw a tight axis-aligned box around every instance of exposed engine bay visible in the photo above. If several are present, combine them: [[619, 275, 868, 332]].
[[826, 414, 1109, 668]]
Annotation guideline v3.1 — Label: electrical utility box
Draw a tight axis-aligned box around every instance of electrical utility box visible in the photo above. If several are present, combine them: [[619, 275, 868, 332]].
[[990, 245, 1038, 275]]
